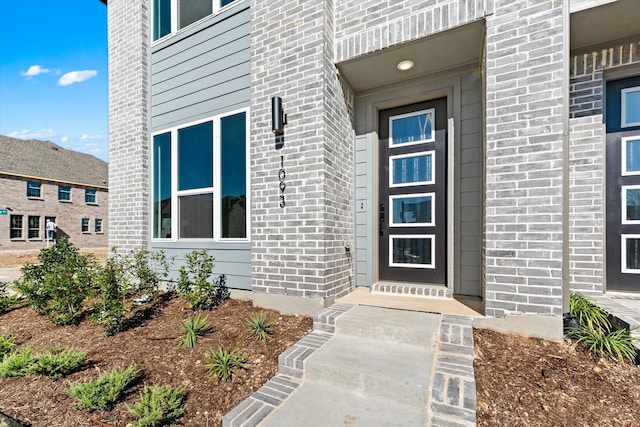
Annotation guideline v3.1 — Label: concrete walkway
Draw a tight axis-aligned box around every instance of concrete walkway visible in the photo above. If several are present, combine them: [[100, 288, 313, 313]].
[[224, 297, 480, 427]]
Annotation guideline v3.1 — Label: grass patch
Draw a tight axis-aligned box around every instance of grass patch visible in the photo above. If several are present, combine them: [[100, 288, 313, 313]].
[[178, 314, 212, 349], [246, 313, 274, 341], [204, 345, 248, 382]]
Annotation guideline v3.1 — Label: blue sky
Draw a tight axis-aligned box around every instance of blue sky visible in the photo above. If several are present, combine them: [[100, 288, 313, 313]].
[[0, 0, 109, 162]]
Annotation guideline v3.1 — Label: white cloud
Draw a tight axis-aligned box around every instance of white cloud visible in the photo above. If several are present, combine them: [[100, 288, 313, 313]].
[[57, 70, 98, 86], [60, 136, 69, 144], [81, 133, 103, 141], [21, 65, 51, 78], [8, 129, 57, 139]]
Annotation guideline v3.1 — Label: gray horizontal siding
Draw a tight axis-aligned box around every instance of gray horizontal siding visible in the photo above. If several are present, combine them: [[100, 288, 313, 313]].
[[150, 4, 251, 131], [150, 243, 252, 291]]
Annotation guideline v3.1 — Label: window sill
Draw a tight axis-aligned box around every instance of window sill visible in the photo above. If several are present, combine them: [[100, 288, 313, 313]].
[[58, 200, 73, 204], [95, 232, 104, 235], [27, 197, 43, 201], [86, 203, 98, 206], [10, 238, 25, 241]]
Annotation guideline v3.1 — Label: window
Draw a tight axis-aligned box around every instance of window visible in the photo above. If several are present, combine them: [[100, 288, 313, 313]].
[[153, 0, 238, 41], [621, 86, 640, 128], [85, 189, 97, 204], [389, 151, 435, 187], [27, 181, 41, 198], [95, 218, 103, 233], [81, 218, 90, 233], [152, 109, 248, 240], [58, 185, 71, 201], [10, 215, 22, 239], [28, 216, 40, 239]]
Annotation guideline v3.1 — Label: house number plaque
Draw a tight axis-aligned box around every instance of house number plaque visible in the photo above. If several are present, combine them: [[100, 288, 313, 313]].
[[279, 155, 286, 208]]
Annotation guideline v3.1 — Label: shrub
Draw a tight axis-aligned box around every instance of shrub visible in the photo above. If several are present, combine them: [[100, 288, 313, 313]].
[[0, 282, 22, 314], [568, 292, 638, 363], [204, 345, 248, 382], [67, 365, 138, 410], [0, 334, 16, 360], [127, 385, 185, 427], [15, 238, 99, 324], [29, 347, 86, 379], [129, 249, 172, 299], [246, 313, 274, 341], [0, 348, 35, 377], [93, 257, 128, 336], [178, 314, 212, 348], [176, 250, 229, 310]]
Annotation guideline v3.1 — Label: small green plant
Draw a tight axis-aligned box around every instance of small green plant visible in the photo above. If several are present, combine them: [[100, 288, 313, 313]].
[[29, 347, 86, 379], [204, 345, 248, 382], [15, 238, 99, 324], [176, 250, 229, 310], [569, 292, 610, 331], [0, 334, 16, 360], [0, 347, 34, 377], [0, 282, 22, 314], [246, 313, 274, 341], [178, 314, 212, 348], [127, 385, 185, 427], [67, 365, 139, 410], [93, 257, 128, 336], [129, 249, 172, 299]]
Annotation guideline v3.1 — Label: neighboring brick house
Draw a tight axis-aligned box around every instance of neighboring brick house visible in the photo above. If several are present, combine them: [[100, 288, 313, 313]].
[[0, 136, 108, 250], [105, 0, 640, 326]]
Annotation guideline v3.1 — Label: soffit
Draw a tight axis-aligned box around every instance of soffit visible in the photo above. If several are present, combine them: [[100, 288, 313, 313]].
[[571, 0, 640, 50], [336, 20, 484, 93]]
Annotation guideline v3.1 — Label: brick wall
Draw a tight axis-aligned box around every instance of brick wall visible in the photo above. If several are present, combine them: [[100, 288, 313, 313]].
[[568, 38, 640, 295], [107, 0, 149, 253], [334, 0, 492, 63], [0, 176, 108, 250], [484, 0, 566, 316], [250, 0, 354, 304]]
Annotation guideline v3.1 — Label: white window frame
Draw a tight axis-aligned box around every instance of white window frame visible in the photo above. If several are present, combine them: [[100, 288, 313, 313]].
[[58, 184, 72, 202], [151, 107, 250, 242], [389, 234, 435, 269], [389, 150, 435, 188], [28, 215, 40, 240], [389, 193, 435, 227], [152, 0, 241, 44], [389, 108, 435, 147], [621, 234, 640, 274], [95, 218, 103, 233], [621, 136, 640, 176], [81, 217, 90, 233], [621, 184, 640, 224], [621, 86, 640, 128], [27, 181, 42, 198]]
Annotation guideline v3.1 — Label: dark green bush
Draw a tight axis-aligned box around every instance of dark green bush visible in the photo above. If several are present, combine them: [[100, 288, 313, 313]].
[[14, 238, 99, 324], [176, 250, 229, 310], [93, 257, 128, 336]]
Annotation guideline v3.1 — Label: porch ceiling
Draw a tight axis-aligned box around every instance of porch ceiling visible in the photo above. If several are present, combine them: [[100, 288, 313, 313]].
[[336, 20, 484, 93], [570, 0, 640, 50]]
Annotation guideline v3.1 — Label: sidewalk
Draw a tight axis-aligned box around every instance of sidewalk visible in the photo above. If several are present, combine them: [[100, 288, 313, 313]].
[[224, 293, 482, 427]]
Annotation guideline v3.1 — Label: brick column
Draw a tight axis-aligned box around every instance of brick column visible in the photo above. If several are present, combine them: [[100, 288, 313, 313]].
[[107, 0, 149, 253], [484, 0, 567, 316], [250, 0, 354, 314]]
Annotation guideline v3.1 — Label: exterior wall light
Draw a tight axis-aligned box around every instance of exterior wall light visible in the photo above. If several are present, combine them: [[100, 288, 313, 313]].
[[397, 60, 414, 71], [271, 96, 287, 135]]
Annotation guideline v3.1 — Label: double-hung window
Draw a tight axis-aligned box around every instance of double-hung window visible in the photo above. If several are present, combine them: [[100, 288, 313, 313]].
[[85, 189, 97, 204], [153, 0, 239, 41], [81, 218, 90, 233], [28, 216, 40, 239], [27, 181, 41, 198], [152, 109, 248, 241], [58, 185, 71, 201], [10, 215, 23, 239]]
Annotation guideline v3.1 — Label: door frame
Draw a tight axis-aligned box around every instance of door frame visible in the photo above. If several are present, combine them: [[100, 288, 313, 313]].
[[370, 87, 456, 289]]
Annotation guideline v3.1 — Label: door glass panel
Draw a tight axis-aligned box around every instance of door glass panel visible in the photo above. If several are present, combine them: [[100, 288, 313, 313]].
[[623, 186, 640, 223], [390, 194, 434, 226], [390, 151, 434, 187], [622, 87, 640, 127], [623, 236, 640, 272], [623, 137, 640, 174], [389, 235, 434, 268], [390, 109, 435, 146], [179, 193, 213, 238]]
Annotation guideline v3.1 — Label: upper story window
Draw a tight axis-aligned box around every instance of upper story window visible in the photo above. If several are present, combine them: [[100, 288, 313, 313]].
[[152, 109, 248, 241], [85, 189, 97, 204], [622, 86, 640, 128], [27, 181, 42, 198], [58, 185, 71, 201], [153, 0, 238, 41]]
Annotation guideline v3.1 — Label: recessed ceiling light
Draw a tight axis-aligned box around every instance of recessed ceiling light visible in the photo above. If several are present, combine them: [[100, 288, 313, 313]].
[[397, 60, 414, 71]]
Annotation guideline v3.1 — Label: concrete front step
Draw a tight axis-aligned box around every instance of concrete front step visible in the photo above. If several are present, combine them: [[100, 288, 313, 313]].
[[336, 305, 441, 346], [259, 381, 427, 427], [304, 334, 434, 406]]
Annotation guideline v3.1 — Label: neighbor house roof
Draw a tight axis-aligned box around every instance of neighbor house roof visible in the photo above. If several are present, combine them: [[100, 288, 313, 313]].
[[0, 135, 108, 189]]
